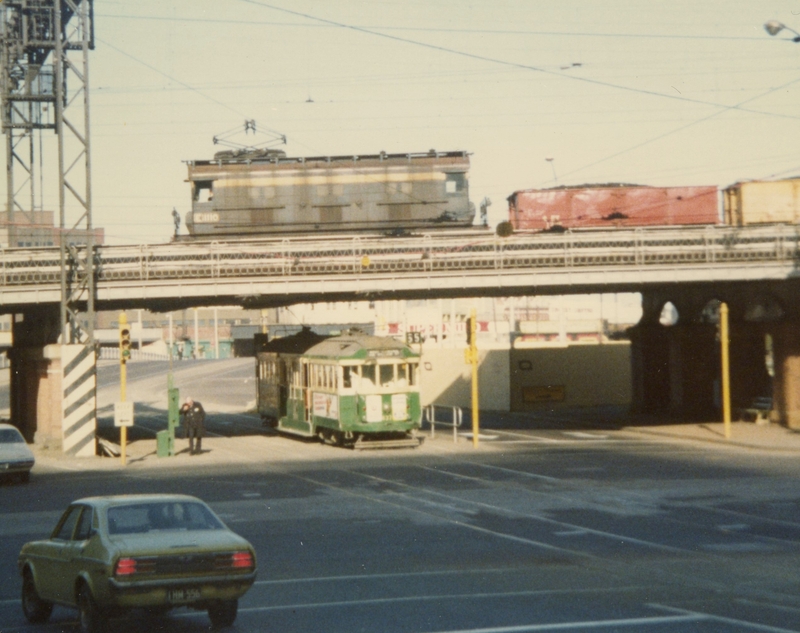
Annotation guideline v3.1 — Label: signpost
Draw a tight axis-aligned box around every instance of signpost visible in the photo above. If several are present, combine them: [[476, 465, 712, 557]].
[[118, 313, 131, 465]]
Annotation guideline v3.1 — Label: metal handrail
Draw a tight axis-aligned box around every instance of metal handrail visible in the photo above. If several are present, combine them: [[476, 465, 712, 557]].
[[423, 404, 463, 443], [0, 224, 796, 291]]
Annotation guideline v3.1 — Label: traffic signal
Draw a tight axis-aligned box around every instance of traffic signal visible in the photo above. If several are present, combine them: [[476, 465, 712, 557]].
[[119, 324, 131, 363], [466, 317, 474, 347]]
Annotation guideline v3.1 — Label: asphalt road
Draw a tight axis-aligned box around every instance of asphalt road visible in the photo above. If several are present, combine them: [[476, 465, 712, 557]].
[[0, 360, 799, 632]]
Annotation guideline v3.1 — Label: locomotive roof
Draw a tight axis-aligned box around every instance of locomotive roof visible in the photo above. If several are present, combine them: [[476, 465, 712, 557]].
[[187, 150, 469, 169], [305, 331, 418, 361]]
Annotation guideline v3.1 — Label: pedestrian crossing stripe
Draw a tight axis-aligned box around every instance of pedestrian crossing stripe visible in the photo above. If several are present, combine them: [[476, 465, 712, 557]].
[[62, 344, 96, 457]]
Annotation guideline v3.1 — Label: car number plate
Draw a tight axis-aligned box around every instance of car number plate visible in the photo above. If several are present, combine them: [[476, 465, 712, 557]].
[[167, 588, 201, 603]]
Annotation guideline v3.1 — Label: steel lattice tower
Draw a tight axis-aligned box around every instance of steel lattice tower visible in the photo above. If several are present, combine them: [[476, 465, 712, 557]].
[[1, 0, 95, 343]]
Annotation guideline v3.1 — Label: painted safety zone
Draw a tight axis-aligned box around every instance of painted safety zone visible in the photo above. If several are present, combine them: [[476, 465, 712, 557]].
[[62, 344, 97, 457]]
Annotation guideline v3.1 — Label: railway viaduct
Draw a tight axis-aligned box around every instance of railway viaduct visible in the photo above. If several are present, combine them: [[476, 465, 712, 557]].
[[6, 224, 800, 454]]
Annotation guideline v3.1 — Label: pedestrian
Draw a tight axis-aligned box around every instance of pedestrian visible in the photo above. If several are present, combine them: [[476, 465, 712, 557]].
[[179, 397, 206, 455]]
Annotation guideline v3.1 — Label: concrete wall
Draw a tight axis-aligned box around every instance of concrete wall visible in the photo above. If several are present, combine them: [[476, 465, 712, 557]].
[[510, 342, 632, 411], [419, 343, 632, 412], [419, 348, 510, 411]]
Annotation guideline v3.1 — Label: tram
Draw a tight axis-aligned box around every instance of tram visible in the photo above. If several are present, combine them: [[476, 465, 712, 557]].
[[256, 328, 422, 449]]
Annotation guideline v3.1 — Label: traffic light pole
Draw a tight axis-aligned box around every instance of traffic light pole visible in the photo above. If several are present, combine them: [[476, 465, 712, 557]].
[[464, 308, 480, 447]]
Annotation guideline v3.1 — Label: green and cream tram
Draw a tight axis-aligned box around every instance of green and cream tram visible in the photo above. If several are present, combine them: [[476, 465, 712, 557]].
[[257, 329, 422, 449]]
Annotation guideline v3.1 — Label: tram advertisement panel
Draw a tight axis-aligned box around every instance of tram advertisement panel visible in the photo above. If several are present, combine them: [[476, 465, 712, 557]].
[[313, 392, 338, 419]]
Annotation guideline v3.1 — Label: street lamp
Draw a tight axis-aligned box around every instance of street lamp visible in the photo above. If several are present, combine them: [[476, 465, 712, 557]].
[[764, 20, 800, 42]]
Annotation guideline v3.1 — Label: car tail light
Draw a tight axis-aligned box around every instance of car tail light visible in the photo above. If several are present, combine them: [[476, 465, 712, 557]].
[[114, 558, 137, 576], [232, 551, 254, 569], [215, 551, 254, 570], [114, 557, 156, 577]]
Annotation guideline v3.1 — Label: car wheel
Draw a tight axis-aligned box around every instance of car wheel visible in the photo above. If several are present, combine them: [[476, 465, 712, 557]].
[[208, 599, 238, 628], [78, 585, 108, 633], [21, 570, 53, 623]]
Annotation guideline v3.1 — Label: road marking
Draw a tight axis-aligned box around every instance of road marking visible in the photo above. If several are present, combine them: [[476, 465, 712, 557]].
[[563, 431, 609, 439], [242, 601, 704, 632], [416, 615, 704, 632], [348, 468, 691, 555], [253, 568, 620, 586], [240, 587, 645, 611], [450, 462, 561, 483], [648, 603, 800, 633], [717, 523, 749, 531]]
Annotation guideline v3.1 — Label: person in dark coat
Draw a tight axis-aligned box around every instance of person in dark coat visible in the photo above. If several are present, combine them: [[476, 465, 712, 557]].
[[180, 397, 206, 455]]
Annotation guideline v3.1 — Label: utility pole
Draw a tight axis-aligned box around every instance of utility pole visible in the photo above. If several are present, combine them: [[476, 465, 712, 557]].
[[1, 1, 96, 342]]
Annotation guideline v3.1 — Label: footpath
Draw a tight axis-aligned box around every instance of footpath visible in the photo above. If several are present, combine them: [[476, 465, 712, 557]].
[[623, 419, 800, 453], [24, 415, 800, 479]]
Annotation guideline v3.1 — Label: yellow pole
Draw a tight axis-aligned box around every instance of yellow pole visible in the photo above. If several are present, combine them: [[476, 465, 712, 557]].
[[119, 313, 128, 466], [720, 302, 731, 439], [470, 308, 479, 447]]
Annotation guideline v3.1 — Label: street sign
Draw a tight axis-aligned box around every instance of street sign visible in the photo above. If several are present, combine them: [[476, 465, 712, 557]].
[[114, 401, 134, 427]]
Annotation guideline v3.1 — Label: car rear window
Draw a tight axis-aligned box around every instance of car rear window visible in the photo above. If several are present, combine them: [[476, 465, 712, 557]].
[[107, 501, 225, 535], [0, 428, 24, 443]]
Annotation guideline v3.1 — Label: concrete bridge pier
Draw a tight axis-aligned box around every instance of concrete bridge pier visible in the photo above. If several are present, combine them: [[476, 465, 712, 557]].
[[9, 307, 97, 455], [771, 321, 800, 429], [630, 292, 772, 422], [10, 307, 62, 446]]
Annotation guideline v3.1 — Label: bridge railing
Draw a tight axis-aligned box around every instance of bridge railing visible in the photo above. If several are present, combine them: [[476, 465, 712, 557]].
[[0, 224, 796, 288]]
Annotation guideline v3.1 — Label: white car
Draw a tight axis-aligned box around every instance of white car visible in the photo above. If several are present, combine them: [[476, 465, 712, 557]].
[[0, 423, 34, 483]]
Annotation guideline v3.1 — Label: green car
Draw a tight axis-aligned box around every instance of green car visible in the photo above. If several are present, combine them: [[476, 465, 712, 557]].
[[18, 494, 257, 632]]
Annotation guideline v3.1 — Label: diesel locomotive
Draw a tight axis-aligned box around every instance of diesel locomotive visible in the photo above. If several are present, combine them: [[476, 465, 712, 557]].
[[184, 149, 474, 237]]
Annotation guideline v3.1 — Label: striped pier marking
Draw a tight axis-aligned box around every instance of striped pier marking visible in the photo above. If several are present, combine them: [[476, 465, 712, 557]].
[[62, 344, 97, 457]]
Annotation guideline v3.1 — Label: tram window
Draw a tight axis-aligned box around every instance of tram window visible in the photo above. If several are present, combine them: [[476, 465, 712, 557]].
[[361, 365, 376, 387], [397, 363, 409, 387], [380, 364, 394, 387], [343, 366, 353, 389], [408, 363, 417, 386]]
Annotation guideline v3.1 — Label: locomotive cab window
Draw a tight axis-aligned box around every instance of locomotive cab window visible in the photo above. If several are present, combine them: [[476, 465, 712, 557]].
[[445, 173, 466, 194], [194, 180, 215, 202]]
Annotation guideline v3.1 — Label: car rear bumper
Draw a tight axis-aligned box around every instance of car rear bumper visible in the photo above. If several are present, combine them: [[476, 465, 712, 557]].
[[108, 571, 256, 608]]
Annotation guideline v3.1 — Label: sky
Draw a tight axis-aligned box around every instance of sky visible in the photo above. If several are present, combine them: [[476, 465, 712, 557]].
[[4, 0, 800, 245]]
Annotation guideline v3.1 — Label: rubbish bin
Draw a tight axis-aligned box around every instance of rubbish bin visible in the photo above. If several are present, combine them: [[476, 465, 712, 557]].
[[156, 429, 173, 458]]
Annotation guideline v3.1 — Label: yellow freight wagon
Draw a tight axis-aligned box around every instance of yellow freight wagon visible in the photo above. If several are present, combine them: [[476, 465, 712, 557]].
[[724, 178, 800, 226]]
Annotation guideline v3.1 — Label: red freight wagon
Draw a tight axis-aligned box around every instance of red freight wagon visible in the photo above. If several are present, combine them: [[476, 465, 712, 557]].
[[507, 184, 720, 231]]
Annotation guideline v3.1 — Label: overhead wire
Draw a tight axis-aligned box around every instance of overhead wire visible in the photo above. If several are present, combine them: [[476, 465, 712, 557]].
[[234, 0, 800, 122]]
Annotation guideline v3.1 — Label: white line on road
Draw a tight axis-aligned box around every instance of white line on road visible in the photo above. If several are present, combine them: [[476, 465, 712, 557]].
[[416, 615, 704, 632], [253, 570, 642, 588], [648, 603, 800, 633]]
